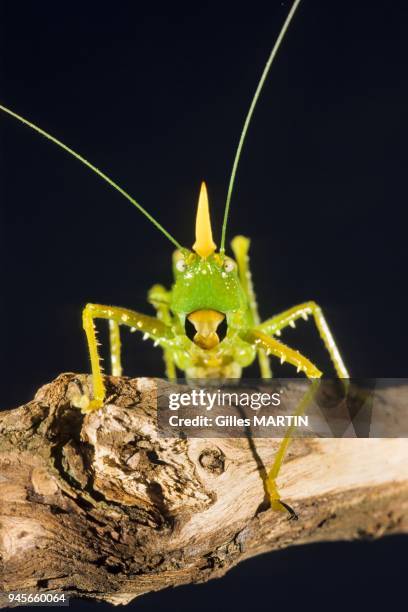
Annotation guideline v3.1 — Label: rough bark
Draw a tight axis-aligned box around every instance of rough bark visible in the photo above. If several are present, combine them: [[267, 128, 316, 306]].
[[0, 373, 407, 606]]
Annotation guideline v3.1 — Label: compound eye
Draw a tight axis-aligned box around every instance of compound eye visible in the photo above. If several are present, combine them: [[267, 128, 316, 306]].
[[223, 258, 236, 273], [176, 258, 187, 272]]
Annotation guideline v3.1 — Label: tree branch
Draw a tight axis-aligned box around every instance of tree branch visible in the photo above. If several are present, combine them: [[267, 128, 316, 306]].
[[1, 374, 407, 606]]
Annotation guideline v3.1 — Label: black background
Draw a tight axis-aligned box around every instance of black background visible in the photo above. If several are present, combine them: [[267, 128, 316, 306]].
[[1, 1, 407, 610]]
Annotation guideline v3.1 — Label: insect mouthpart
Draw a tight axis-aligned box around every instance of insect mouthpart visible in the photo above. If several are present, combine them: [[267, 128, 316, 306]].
[[186, 310, 227, 349]]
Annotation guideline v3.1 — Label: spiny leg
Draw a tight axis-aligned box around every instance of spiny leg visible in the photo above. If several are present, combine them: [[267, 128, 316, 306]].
[[257, 301, 349, 378], [78, 303, 172, 412], [245, 329, 322, 515], [148, 284, 176, 380], [231, 235, 272, 378]]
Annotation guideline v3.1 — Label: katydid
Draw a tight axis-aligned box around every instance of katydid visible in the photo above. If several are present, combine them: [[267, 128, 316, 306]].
[[0, 0, 348, 516]]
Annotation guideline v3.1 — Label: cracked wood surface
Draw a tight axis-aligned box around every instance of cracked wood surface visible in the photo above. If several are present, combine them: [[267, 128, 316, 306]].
[[0, 373, 407, 606]]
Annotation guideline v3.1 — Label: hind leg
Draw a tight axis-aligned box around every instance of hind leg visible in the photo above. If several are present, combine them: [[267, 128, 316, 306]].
[[245, 329, 322, 515], [231, 236, 272, 378], [266, 380, 321, 516], [258, 301, 348, 378]]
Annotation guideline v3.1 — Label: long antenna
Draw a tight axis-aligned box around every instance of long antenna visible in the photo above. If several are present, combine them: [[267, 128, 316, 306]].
[[0, 104, 182, 248], [220, 0, 302, 253]]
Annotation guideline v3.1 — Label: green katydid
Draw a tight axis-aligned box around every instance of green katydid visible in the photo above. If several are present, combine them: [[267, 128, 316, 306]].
[[0, 0, 349, 515]]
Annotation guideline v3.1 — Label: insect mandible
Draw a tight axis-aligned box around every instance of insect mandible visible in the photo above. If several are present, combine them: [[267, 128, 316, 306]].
[[0, 0, 349, 516]]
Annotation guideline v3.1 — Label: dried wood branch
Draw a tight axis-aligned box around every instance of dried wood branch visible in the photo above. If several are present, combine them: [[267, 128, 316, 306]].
[[1, 373, 407, 606]]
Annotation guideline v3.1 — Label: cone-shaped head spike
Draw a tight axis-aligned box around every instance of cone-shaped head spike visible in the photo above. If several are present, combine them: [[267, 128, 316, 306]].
[[193, 181, 217, 258]]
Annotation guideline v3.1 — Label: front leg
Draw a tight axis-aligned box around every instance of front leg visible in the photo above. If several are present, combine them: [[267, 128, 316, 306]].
[[77, 303, 172, 412], [257, 301, 349, 378]]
